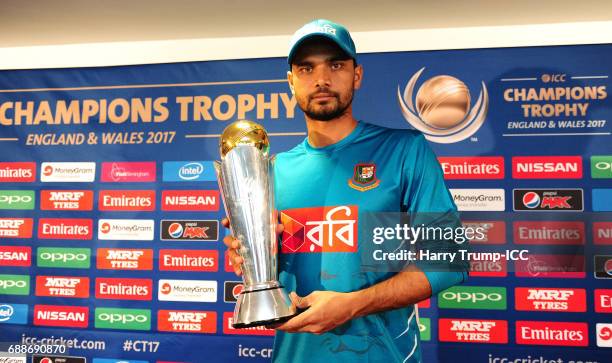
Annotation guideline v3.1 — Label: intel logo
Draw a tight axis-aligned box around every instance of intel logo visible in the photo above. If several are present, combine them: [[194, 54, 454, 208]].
[[0, 304, 14, 321], [179, 163, 204, 180]]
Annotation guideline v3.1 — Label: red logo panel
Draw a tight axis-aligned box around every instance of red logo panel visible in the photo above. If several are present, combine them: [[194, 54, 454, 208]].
[[512, 156, 582, 179], [281, 205, 358, 253], [515, 288, 586, 312], [159, 250, 218, 272], [222, 312, 274, 336], [0, 246, 31, 267], [35, 276, 90, 298], [470, 258, 508, 277], [158, 310, 216, 333], [96, 248, 153, 270], [95, 278, 152, 300], [99, 190, 155, 211], [38, 218, 92, 240], [438, 156, 504, 179], [161, 190, 219, 211], [516, 321, 588, 346], [0, 162, 36, 182], [101, 162, 156, 182], [594, 222, 612, 245], [513, 221, 585, 245], [515, 254, 585, 278], [595, 289, 612, 313], [439, 318, 508, 344], [0, 218, 33, 238], [33, 305, 89, 328], [462, 221, 506, 244], [40, 190, 93, 211]]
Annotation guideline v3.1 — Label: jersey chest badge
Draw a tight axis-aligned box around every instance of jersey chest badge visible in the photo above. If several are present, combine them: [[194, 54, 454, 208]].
[[348, 162, 381, 192]]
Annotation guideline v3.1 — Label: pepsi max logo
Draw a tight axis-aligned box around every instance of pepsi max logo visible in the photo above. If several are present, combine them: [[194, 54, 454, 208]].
[[595, 255, 612, 279], [224, 281, 243, 303], [160, 220, 218, 241], [32, 356, 86, 363], [513, 189, 583, 211]]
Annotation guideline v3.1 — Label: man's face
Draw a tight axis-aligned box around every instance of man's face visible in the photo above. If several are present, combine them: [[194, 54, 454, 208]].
[[288, 39, 362, 121]]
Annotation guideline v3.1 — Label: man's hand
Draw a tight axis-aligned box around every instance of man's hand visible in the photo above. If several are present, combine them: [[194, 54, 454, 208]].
[[275, 291, 356, 334], [221, 217, 284, 276]]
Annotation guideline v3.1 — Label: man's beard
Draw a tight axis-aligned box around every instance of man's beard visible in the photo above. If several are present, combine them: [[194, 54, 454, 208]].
[[301, 89, 354, 121]]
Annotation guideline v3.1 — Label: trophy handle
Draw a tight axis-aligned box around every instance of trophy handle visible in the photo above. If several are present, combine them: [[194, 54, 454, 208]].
[[214, 160, 231, 228]]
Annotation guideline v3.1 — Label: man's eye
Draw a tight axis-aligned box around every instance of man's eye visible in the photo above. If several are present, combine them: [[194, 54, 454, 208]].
[[299, 66, 312, 73], [331, 63, 342, 70]]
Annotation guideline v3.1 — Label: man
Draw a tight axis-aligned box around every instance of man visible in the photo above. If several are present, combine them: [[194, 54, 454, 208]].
[[224, 19, 468, 363]]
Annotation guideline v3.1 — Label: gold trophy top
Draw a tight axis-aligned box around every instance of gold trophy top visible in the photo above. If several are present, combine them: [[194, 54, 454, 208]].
[[220, 120, 270, 158]]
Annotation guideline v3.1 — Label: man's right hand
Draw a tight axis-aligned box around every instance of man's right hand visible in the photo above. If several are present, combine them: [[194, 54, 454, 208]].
[[221, 217, 284, 277]]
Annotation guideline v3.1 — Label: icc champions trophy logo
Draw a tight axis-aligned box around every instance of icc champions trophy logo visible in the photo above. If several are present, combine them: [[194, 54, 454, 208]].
[[397, 67, 489, 143]]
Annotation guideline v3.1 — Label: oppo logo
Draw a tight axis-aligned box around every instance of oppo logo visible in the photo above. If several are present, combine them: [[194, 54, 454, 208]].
[[0, 195, 32, 204], [98, 313, 148, 324], [40, 252, 87, 262], [442, 291, 503, 303], [0, 280, 27, 289], [595, 161, 612, 171]]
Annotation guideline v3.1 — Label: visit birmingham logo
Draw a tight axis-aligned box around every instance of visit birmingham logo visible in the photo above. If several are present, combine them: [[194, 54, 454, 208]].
[[397, 67, 489, 144]]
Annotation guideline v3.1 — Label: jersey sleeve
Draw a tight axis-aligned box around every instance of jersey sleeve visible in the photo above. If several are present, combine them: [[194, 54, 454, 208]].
[[401, 133, 469, 295]]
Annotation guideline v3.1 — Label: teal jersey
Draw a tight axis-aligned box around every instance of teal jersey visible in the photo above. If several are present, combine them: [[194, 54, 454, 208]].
[[272, 121, 467, 363]]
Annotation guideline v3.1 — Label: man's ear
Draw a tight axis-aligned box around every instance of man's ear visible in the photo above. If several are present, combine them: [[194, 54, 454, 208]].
[[287, 70, 295, 94], [353, 64, 363, 90]]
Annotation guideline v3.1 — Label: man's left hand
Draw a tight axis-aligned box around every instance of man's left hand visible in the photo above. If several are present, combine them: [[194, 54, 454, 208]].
[[275, 291, 356, 334]]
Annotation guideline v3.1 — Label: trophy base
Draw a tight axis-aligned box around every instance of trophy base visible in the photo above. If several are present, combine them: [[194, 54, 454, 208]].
[[232, 286, 297, 329]]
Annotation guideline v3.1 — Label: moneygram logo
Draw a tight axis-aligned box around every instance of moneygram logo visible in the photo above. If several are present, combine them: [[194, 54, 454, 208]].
[[157, 310, 217, 333], [98, 190, 155, 211], [594, 222, 612, 245], [470, 258, 508, 277], [95, 307, 151, 331], [0, 162, 36, 182], [37, 247, 91, 269], [159, 250, 218, 272], [33, 305, 89, 328], [0, 246, 31, 267], [516, 321, 588, 346], [35, 276, 90, 298], [513, 189, 584, 211], [40, 190, 93, 211], [516, 254, 585, 278], [0, 303, 28, 324], [398, 67, 488, 143], [38, 218, 92, 240], [450, 189, 505, 211], [595, 289, 612, 313], [158, 279, 217, 302], [40, 162, 95, 182], [596, 323, 612, 347], [281, 205, 358, 253], [438, 157, 504, 179], [439, 318, 508, 344], [438, 286, 506, 310], [97, 219, 154, 241], [513, 221, 585, 245], [594, 255, 612, 279], [95, 278, 152, 300], [223, 281, 243, 303], [515, 288, 586, 312], [97, 248, 153, 270], [462, 221, 506, 244], [512, 156, 582, 179], [101, 162, 156, 182], [0, 274, 29, 295], [160, 220, 218, 241], [162, 161, 217, 182], [0, 218, 33, 238], [222, 312, 274, 336], [0, 190, 34, 210], [161, 190, 219, 211], [591, 155, 612, 179]]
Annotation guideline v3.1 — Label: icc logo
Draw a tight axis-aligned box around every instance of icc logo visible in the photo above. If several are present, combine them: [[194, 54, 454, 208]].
[[397, 67, 488, 143]]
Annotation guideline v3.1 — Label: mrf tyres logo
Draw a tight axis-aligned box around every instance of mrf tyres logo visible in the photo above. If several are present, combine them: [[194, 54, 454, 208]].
[[439, 318, 508, 344], [97, 248, 153, 270], [37, 247, 91, 269], [40, 190, 93, 211], [515, 287, 586, 312], [0, 218, 33, 238], [398, 67, 488, 143], [157, 310, 217, 333], [438, 286, 506, 310], [516, 321, 588, 346], [94, 307, 151, 331], [161, 220, 218, 241], [35, 276, 90, 298], [513, 189, 583, 211]]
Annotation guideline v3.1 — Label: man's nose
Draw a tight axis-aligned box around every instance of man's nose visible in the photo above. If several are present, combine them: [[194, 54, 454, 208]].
[[313, 66, 332, 88]]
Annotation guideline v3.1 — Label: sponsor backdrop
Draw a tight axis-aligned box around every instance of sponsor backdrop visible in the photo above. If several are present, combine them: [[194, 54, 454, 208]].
[[0, 44, 611, 362]]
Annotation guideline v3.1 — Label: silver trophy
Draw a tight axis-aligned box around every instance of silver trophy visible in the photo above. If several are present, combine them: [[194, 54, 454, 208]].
[[214, 120, 297, 328]]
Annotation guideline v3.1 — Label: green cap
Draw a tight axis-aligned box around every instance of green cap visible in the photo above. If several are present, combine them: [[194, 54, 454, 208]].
[[288, 19, 356, 65]]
